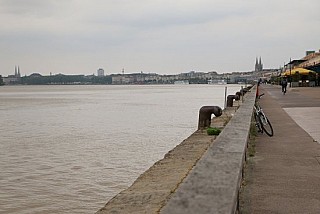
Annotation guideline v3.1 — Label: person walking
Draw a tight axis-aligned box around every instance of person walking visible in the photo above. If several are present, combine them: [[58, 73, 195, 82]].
[[281, 78, 288, 94]]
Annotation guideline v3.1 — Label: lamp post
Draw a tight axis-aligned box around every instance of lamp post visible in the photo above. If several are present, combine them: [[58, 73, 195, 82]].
[[289, 58, 292, 87]]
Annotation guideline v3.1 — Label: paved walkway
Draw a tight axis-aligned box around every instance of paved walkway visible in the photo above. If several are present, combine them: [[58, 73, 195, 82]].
[[241, 85, 320, 213]]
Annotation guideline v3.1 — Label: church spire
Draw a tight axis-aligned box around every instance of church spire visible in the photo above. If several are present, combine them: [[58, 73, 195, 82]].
[[255, 57, 263, 72]]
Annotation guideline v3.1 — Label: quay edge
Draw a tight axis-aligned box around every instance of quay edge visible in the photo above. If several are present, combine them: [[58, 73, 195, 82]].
[[96, 85, 257, 214]]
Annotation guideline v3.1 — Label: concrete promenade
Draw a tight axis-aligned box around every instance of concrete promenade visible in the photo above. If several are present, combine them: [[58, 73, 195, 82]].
[[241, 85, 320, 213]]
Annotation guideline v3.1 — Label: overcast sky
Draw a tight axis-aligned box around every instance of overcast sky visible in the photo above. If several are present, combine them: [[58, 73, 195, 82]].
[[1, 0, 319, 76]]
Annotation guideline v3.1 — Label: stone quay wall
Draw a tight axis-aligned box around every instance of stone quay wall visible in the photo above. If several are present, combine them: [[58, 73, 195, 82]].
[[97, 85, 257, 214]]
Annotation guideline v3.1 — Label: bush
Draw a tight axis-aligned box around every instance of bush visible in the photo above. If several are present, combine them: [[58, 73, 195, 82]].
[[207, 127, 221, 135]]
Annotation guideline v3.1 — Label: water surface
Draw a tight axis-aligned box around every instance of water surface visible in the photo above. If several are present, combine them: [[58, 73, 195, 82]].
[[0, 84, 244, 213]]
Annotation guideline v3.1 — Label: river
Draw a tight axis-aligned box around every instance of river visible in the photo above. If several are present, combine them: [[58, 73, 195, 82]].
[[0, 84, 244, 214]]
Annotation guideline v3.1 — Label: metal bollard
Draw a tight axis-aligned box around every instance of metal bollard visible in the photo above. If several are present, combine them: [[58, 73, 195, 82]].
[[240, 89, 248, 95], [243, 88, 249, 93], [234, 94, 240, 101], [198, 106, 222, 129], [226, 95, 240, 107]]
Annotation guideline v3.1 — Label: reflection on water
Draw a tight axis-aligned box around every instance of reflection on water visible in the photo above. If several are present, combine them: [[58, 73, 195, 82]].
[[0, 84, 244, 213]]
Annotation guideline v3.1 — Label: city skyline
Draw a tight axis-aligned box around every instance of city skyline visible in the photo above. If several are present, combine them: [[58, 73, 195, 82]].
[[1, 0, 319, 76]]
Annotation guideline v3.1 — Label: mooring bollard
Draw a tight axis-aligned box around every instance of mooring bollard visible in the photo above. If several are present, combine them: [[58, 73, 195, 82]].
[[198, 106, 222, 129], [226, 95, 240, 107], [240, 88, 248, 95], [235, 94, 240, 101]]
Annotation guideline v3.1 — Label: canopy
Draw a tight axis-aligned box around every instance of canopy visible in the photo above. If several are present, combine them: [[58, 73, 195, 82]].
[[282, 68, 316, 76]]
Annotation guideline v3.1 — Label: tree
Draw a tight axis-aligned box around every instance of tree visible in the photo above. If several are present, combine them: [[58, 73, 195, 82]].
[[0, 75, 4, 86]]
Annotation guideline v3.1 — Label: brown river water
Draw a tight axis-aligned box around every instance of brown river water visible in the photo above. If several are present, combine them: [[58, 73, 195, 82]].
[[0, 84, 244, 213]]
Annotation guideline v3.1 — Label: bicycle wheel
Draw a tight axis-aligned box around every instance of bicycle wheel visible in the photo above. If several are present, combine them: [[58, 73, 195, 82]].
[[258, 113, 274, 137], [254, 113, 263, 133]]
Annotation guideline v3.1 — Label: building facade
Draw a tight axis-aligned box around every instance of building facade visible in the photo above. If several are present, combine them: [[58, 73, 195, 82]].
[[97, 68, 104, 77], [3, 66, 21, 85]]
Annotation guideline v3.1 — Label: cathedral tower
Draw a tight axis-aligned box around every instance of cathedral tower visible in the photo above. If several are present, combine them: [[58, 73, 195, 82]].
[[255, 57, 263, 72]]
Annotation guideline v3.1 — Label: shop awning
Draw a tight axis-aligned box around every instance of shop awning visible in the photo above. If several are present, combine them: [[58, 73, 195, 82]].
[[281, 68, 316, 76]]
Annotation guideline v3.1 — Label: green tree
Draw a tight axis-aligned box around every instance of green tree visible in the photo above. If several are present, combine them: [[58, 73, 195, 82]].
[[91, 76, 112, 84], [0, 75, 4, 86]]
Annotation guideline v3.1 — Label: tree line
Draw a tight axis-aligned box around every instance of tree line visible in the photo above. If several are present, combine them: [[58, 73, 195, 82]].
[[20, 74, 112, 85]]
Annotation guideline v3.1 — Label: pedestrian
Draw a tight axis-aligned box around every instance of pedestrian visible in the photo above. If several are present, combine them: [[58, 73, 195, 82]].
[[281, 78, 288, 94]]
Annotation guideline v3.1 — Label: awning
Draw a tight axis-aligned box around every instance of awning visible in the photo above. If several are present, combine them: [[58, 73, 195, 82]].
[[285, 59, 307, 66], [281, 68, 316, 76]]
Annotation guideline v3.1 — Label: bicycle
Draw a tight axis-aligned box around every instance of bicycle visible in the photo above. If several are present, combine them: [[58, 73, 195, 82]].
[[254, 93, 274, 137]]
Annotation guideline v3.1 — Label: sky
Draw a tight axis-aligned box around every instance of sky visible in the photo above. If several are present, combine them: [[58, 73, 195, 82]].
[[1, 0, 319, 76]]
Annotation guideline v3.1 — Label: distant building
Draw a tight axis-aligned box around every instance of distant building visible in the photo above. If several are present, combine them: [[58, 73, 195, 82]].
[[291, 50, 320, 73], [97, 68, 104, 77], [111, 74, 134, 84], [255, 57, 263, 72], [306, 50, 315, 56], [3, 66, 21, 85]]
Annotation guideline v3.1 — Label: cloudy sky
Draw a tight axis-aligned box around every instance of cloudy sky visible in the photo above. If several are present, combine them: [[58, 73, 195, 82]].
[[1, 0, 319, 76]]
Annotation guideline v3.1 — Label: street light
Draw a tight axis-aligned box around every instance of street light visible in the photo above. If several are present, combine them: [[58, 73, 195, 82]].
[[289, 58, 292, 87]]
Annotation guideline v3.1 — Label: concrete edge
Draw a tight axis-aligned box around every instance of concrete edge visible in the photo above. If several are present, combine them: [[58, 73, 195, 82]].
[[160, 86, 257, 214]]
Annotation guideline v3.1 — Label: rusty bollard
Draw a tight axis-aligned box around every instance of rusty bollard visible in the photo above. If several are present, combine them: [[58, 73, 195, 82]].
[[226, 95, 240, 107], [240, 88, 247, 95], [198, 106, 222, 129]]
